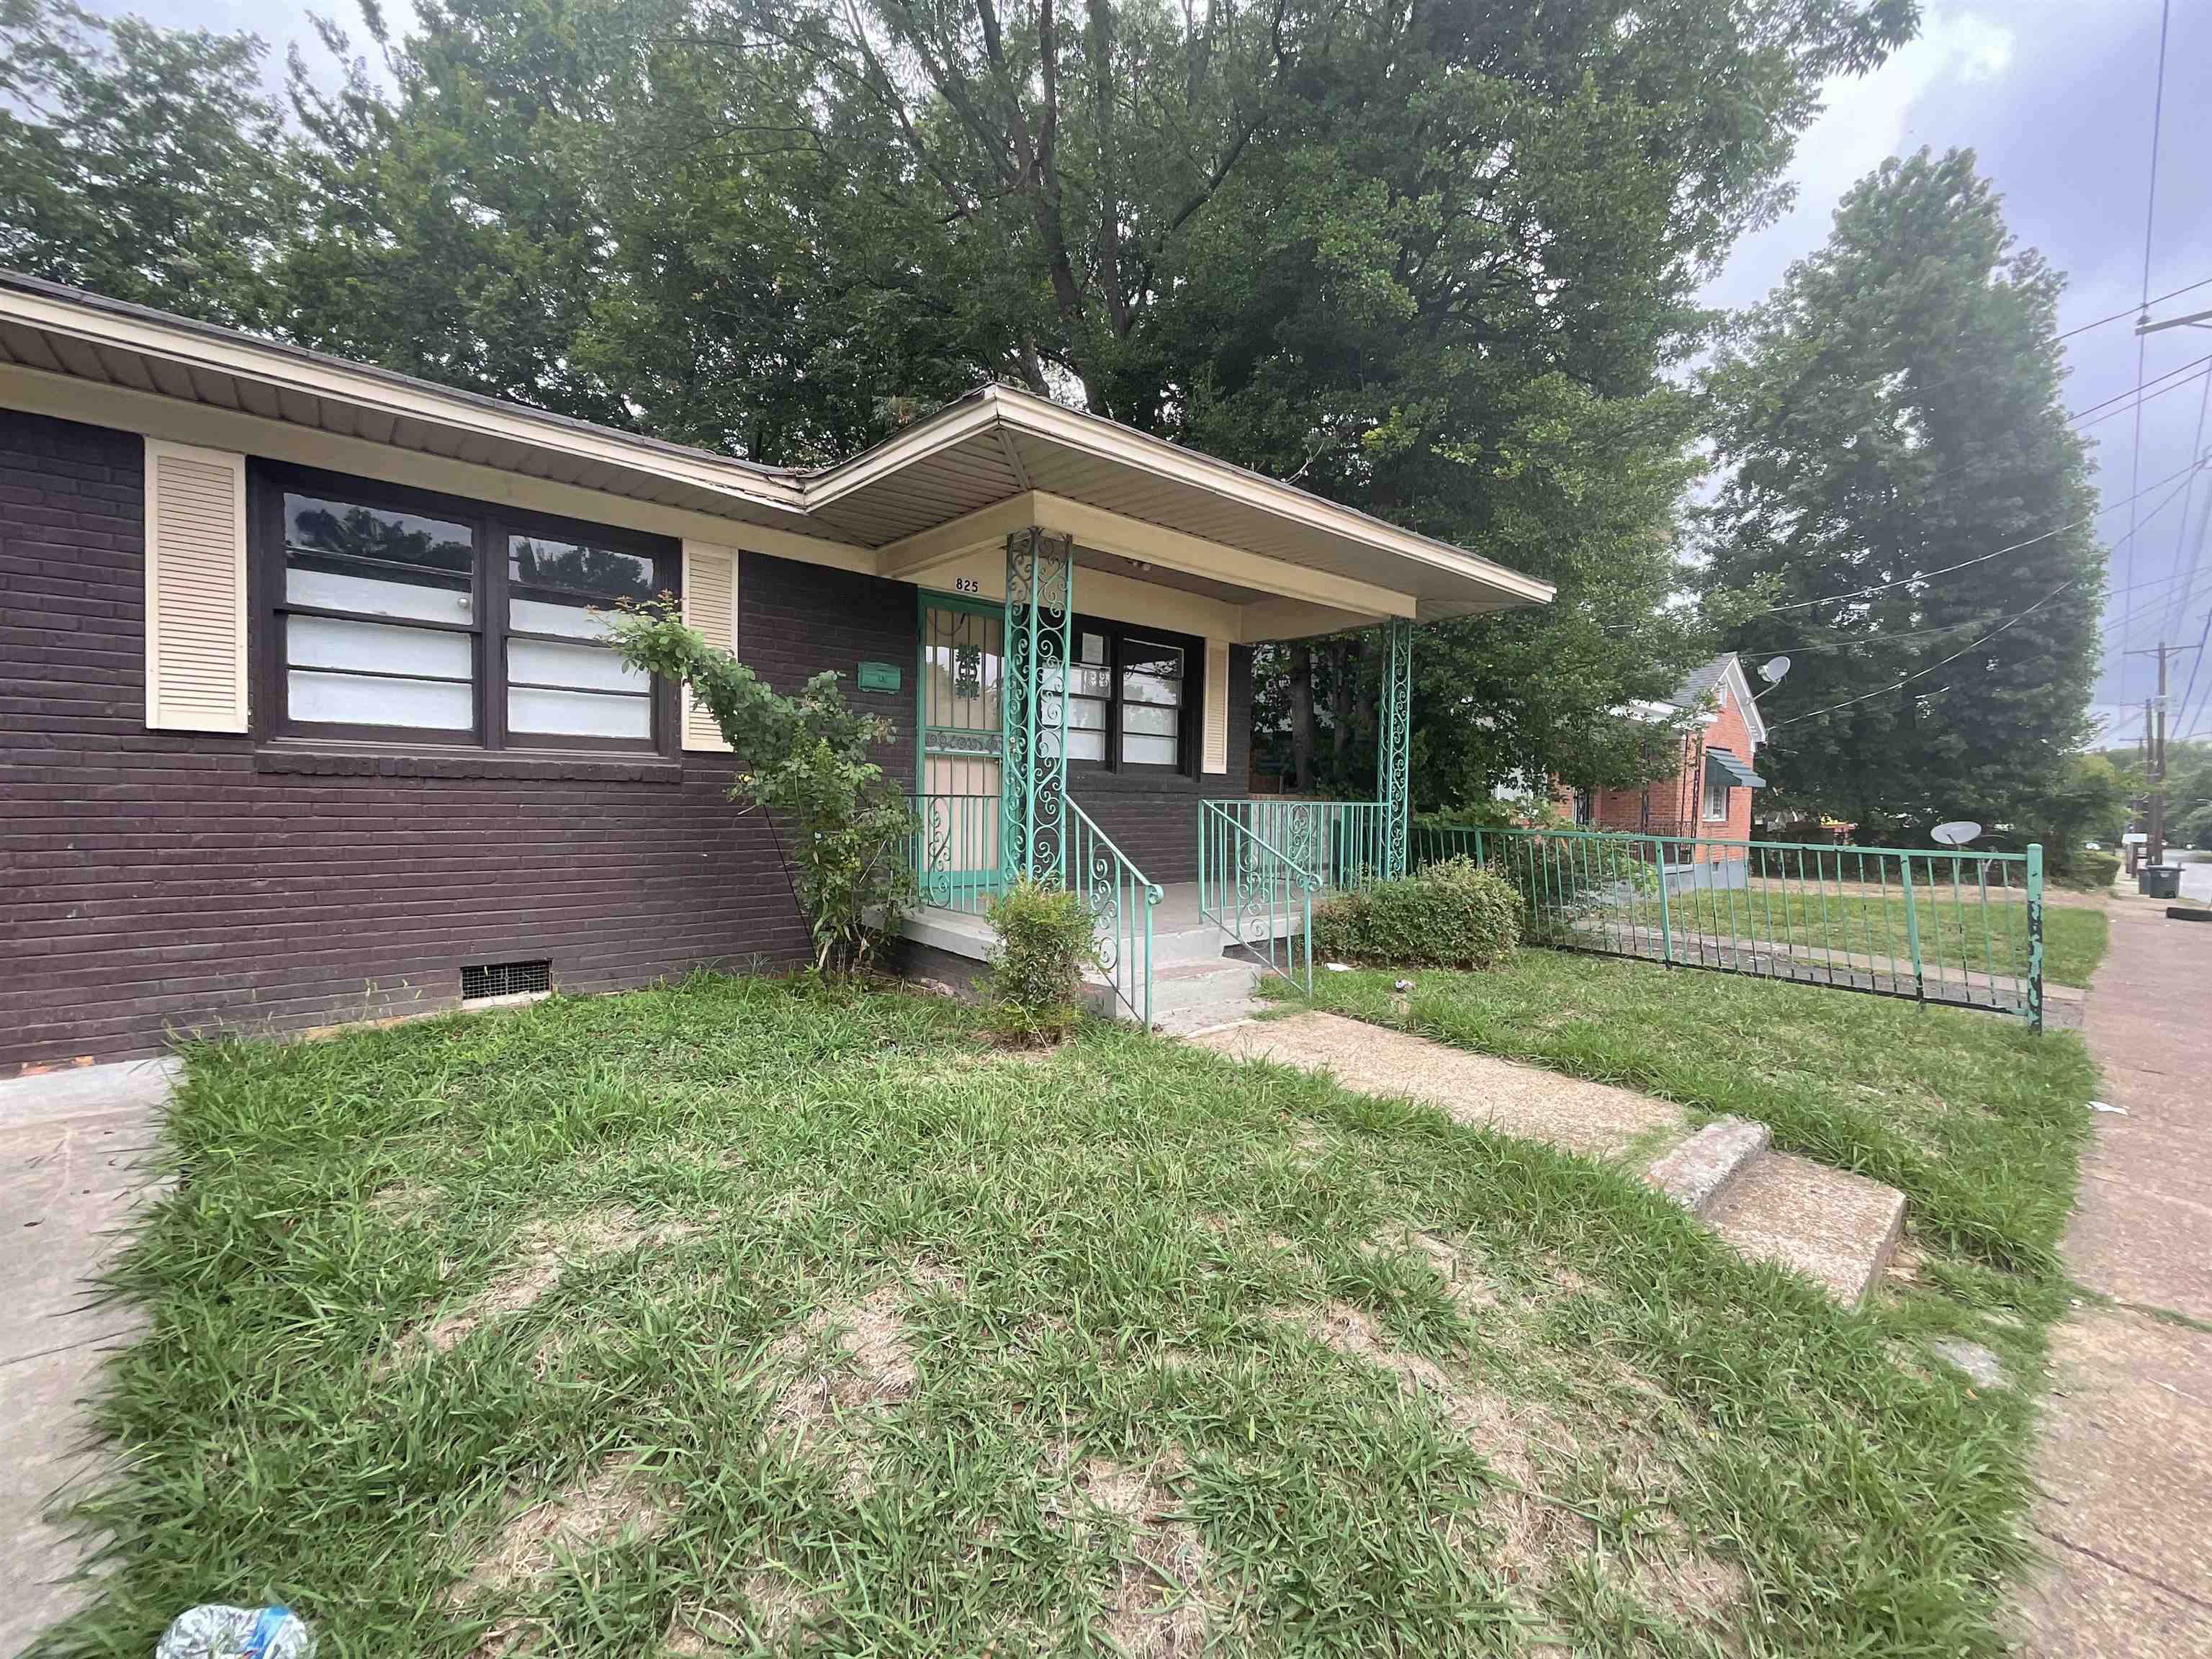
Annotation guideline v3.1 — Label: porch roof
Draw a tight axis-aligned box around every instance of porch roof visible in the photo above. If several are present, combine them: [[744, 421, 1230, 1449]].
[[0, 272, 1552, 634]]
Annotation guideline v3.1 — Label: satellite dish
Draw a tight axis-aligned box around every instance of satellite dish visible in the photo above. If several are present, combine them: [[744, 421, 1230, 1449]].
[[1931, 820, 1982, 847], [1758, 655, 1791, 685]]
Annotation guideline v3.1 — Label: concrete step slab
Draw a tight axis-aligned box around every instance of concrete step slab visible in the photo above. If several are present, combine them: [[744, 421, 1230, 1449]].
[[1643, 1118, 1770, 1216], [1704, 1151, 1906, 1306]]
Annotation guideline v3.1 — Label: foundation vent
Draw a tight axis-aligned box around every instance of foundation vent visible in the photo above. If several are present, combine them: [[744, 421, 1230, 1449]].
[[462, 959, 552, 1002]]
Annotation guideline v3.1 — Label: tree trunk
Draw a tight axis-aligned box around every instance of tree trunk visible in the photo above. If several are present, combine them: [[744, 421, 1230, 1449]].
[[1329, 639, 1355, 775], [1289, 640, 1316, 793]]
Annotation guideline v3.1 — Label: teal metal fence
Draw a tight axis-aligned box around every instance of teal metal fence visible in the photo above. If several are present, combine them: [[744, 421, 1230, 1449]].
[[1416, 824, 2046, 1029], [1198, 800, 1319, 994], [1069, 799, 1161, 1025]]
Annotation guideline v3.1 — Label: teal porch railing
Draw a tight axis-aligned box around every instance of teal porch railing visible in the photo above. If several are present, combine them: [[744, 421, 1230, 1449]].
[[1203, 799, 1392, 893], [912, 791, 1161, 1025], [1068, 799, 1161, 1025], [912, 793, 1002, 916], [1197, 800, 1320, 995], [1416, 824, 2045, 1028]]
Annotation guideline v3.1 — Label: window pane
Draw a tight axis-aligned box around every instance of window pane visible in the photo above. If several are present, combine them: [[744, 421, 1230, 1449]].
[[1122, 641, 1184, 709], [508, 595, 617, 640], [284, 493, 475, 624], [287, 670, 472, 729], [1065, 696, 1107, 732], [508, 536, 657, 602], [508, 685, 652, 739], [1067, 727, 1106, 762], [1079, 632, 1107, 665], [1123, 701, 1179, 737], [288, 615, 470, 680], [1123, 732, 1179, 767], [510, 637, 648, 695]]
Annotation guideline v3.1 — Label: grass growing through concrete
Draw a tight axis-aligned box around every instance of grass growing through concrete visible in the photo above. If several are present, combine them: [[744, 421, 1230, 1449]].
[[60, 974, 2063, 1657]]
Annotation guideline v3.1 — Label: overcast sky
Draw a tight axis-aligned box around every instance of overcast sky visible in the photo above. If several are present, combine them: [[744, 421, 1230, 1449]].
[[88, 1, 2212, 744]]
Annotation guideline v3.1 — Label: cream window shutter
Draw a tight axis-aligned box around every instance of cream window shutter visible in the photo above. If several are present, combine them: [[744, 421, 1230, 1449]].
[[1202, 638, 1231, 775], [143, 439, 248, 733], [680, 540, 740, 752]]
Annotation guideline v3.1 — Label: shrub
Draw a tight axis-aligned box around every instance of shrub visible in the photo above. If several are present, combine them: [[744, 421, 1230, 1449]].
[[1311, 857, 1521, 971], [984, 879, 1100, 1044], [607, 599, 917, 974]]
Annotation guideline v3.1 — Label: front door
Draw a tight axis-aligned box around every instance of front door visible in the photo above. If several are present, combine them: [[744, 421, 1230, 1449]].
[[917, 598, 1004, 907]]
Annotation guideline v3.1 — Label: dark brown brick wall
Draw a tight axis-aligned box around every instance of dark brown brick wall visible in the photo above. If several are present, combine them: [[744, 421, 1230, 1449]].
[[0, 409, 917, 1069]]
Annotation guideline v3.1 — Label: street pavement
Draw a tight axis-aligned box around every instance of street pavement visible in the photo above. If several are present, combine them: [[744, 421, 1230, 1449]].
[[2010, 885, 2212, 1655]]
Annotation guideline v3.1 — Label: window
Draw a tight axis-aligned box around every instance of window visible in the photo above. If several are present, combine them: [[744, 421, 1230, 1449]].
[[1043, 621, 1197, 775], [1119, 637, 1185, 769], [1703, 773, 1730, 822], [1064, 631, 1112, 763], [261, 469, 674, 752]]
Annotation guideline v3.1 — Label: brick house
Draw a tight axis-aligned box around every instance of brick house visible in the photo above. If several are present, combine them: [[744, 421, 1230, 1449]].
[[0, 274, 1552, 1069], [1581, 655, 1767, 852]]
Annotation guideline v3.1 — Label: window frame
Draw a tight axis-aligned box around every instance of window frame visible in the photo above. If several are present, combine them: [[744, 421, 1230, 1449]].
[[250, 463, 680, 756], [1061, 616, 1202, 779], [1701, 770, 1730, 823]]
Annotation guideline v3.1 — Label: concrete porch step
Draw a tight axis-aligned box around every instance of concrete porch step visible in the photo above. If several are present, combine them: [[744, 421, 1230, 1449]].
[[1703, 1151, 1907, 1305]]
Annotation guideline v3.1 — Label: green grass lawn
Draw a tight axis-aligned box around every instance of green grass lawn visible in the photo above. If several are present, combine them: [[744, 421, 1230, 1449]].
[[1299, 950, 2095, 1278], [1647, 881, 2108, 989], [57, 974, 2090, 1658]]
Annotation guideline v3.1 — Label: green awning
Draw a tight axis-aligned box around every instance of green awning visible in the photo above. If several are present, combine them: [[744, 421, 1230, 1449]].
[[1704, 747, 1765, 790]]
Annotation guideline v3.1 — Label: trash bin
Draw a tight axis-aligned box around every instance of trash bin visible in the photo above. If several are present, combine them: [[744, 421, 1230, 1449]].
[[2139, 865, 2182, 899]]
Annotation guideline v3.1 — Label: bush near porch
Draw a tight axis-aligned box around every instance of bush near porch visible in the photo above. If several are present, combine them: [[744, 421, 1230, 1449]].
[[55, 974, 2066, 1657], [1310, 858, 1521, 971]]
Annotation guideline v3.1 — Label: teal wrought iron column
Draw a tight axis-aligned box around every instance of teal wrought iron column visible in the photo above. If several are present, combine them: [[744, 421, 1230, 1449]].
[[1378, 617, 1413, 878], [1001, 529, 1074, 884]]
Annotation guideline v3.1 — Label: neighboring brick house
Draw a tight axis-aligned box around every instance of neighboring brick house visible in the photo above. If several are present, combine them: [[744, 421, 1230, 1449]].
[[1582, 655, 1767, 852], [0, 273, 1551, 1069]]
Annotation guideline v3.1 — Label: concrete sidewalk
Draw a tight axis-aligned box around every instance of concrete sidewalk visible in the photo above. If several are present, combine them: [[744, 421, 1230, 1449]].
[[0, 1058, 175, 1656], [2011, 889, 2212, 1655]]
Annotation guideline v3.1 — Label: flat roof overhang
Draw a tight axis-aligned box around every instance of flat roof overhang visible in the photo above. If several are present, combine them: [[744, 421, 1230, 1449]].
[[0, 272, 1553, 632]]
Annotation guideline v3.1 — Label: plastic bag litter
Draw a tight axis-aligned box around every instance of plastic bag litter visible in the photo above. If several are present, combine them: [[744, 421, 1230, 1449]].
[[156, 1604, 316, 1659]]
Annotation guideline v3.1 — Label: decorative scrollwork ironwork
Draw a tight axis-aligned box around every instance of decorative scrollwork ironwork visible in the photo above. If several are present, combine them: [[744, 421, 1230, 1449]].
[[1379, 619, 1414, 878], [1002, 528, 1074, 884], [1087, 853, 1121, 975]]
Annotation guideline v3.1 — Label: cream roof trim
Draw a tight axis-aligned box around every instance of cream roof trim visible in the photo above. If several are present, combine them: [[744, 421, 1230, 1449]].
[[0, 273, 1553, 616], [809, 384, 1554, 608]]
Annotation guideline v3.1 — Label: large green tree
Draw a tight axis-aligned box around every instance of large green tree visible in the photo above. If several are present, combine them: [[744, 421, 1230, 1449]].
[[1700, 148, 2104, 836], [0, 0, 1917, 803], [0, 0, 296, 328]]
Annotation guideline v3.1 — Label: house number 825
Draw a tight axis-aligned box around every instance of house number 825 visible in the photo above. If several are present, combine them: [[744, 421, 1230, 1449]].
[[955, 576, 980, 594]]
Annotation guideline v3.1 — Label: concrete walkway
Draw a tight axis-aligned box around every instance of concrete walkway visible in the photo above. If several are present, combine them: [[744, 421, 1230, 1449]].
[[2010, 888, 2212, 1656], [0, 1058, 175, 1655], [1188, 1011, 1905, 1304]]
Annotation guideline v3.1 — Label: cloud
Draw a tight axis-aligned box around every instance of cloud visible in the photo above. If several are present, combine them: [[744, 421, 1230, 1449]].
[[1703, 6, 2018, 313]]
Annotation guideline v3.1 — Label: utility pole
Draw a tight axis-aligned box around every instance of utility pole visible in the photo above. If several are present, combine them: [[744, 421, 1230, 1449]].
[[2126, 641, 2203, 867]]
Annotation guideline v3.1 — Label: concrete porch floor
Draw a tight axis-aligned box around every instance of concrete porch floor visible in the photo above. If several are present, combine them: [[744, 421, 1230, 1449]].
[[906, 880, 1307, 961]]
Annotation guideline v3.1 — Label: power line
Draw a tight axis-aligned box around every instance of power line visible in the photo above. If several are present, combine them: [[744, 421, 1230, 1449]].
[[2158, 369, 2212, 645], [2069, 356, 2212, 434], [2067, 350, 2211, 424], [2058, 273, 2212, 343], [2123, 0, 2172, 703], [1730, 562, 2206, 667], [1763, 469, 2201, 731], [1748, 451, 2209, 618], [2167, 497, 2212, 740]]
